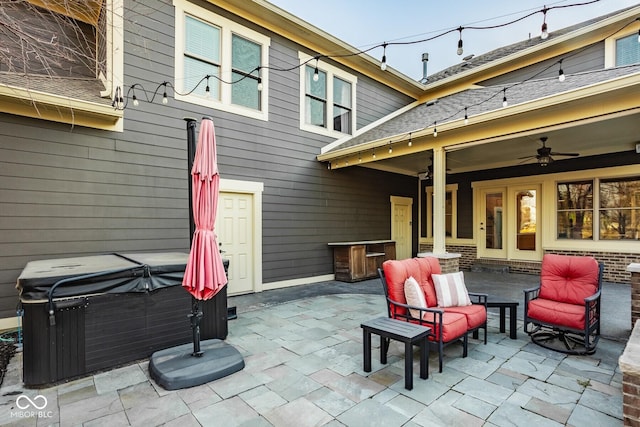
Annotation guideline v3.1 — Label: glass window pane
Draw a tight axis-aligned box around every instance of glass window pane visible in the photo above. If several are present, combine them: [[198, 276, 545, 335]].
[[599, 177, 640, 240], [557, 211, 593, 239], [616, 33, 640, 66], [306, 96, 326, 127], [185, 57, 220, 98], [232, 70, 259, 109], [185, 16, 220, 63], [333, 106, 351, 133], [305, 66, 326, 99], [333, 77, 351, 108], [232, 34, 260, 73], [557, 181, 593, 239]]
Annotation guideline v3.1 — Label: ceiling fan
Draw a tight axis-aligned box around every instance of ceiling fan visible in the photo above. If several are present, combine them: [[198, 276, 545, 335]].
[[519, 137, 579, 166], [418, 157, 451, 180]]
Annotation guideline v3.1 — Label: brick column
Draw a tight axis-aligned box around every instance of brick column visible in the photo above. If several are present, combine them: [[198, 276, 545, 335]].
[[417, 252, 460, 273], [620, 319, 640, 426], [629, 264, 640, 327]]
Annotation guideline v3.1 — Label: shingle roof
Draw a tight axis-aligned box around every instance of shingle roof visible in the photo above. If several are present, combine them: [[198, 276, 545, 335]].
[[0, 72, 111, 105], [424, 6, 636, 84], [326, 64, 640, 153]]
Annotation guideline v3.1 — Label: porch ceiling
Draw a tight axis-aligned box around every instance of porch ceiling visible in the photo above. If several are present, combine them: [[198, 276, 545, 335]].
[[374, 111, 640, 176]]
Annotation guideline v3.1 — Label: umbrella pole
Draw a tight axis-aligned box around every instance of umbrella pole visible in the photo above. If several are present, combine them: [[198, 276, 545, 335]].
[[185, 117, 204, 357]]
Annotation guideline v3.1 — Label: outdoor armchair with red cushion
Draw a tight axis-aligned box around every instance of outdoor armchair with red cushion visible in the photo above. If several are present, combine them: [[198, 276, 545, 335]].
[[524, 254, 604, 355], [378, 257, 487, 372]]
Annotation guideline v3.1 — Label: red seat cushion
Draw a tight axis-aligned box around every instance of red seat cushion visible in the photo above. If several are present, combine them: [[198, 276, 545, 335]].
[[527, 298, 585, 330], [539, 254, 599, 305], [445, 304, 487, 330], [419, 311, 467, 343]]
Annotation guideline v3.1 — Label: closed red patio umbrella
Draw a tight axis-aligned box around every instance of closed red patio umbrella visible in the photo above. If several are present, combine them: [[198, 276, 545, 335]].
[[182, 117, 227, 301]]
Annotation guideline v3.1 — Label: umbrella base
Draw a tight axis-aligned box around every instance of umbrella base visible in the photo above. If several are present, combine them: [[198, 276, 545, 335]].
[[149, 339, 244, 390]]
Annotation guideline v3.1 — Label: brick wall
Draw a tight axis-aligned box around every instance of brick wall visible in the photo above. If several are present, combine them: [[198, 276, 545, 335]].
[[418, 243, 639, 284], [619, 319, 640, 426]]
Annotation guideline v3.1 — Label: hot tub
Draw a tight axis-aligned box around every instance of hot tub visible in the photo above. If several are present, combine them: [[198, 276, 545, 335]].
[[17, 252, 228, 387]]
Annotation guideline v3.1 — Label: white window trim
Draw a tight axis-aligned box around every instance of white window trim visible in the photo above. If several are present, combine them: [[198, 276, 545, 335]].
[[425, 184, 458, 239], [298, 52, 357, 138], [173, 0, 270, 121], [604, 21, 640, 68]]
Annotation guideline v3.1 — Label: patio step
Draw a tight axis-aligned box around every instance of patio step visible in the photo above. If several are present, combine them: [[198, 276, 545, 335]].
[[470, 263, 510, 274]]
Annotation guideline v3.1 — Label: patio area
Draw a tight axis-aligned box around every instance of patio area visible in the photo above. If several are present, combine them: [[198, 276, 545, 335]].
[[0, 271, 630, 426]]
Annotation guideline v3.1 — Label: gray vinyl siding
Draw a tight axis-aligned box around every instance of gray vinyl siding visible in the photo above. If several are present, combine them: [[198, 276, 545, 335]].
[[0, 0, 414, 318], [479, 42, 604, 87]]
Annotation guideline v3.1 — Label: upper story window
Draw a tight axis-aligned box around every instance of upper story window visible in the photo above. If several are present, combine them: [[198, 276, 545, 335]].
[[605, 25, 640, 68], [615, 33, 640, 66], [299, 52, 356, 137], [174, 0, 270, 121]]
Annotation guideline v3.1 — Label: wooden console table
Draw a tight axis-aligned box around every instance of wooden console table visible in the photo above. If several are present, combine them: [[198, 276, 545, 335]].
[[328, 240, 395, 282]]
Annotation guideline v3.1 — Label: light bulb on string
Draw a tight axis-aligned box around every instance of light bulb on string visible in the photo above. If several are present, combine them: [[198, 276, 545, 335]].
[[327, 162, 331, 170], [313, 60, 319, 82], [502, 88, 508, 107], [408, 133, 412, 147], [540, 8, 549, 40], [256, 67, 263, 91], [380, 43, 387, 71], [433, 122, 437, 137], [558, 61, 565, 82], [359, 153, 362, 163], [205, 76, 211, 98], [456, 27, 464, 56], [388, 143, 393, 154], [372, 149, 376, 159], [464, 107, 468, 125], [162, 83, 168, 105], [132, 94, 139, 107]]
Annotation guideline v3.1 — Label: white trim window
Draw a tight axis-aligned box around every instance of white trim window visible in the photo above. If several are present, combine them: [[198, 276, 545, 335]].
[[173, 0, 270, 121], [299, 52, 357, 137], [604, 25, 640, 68]]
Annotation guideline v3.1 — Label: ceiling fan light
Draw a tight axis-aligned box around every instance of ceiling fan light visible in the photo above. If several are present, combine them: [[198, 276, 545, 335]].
[[538, 156, 550, 166]]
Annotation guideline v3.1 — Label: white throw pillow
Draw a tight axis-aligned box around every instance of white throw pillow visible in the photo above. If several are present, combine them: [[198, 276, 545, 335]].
[[404, 276, 427, 318], [432, 271, 472, 307]]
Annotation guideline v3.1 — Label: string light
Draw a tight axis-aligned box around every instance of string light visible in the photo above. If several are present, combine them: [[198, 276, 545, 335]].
[[328, 162, 331, 170], [313, 57, 320, 82], [457, 27, 464, 56], [433, 121, 437, 137], [541, 7, 549, 40], [388, 142, 393, 154], [464, 107, 468, 125], [372, 149, 376, 159], [502, 88, 508, 107], [380, 43, 387, 71], [408, 133, 412, 147], [359, 153, 362, 163], [205, 76, 211, 98], [113, 1, 607, 112], [162, 82, 168, 105], [132, 94, 139, 106], [558, 60, 565, 82]]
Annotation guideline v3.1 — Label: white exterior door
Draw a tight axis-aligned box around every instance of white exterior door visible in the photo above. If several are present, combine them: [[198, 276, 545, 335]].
[[391, 196, 413, 260], [217, 192, 254, 295]]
